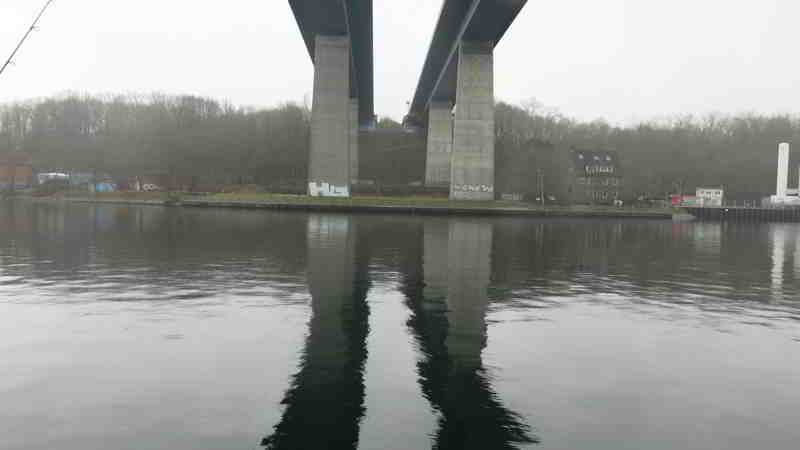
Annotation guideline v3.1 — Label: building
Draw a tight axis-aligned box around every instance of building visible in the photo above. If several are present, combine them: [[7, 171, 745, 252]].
[[0, 153, 34, 190], [695, 187, 724, 206], [567, 148, 623, 205], [493, 142, 626, 204]]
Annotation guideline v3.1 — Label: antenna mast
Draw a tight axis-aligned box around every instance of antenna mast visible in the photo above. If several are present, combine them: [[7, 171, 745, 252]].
[[0, 0, 56, 78]]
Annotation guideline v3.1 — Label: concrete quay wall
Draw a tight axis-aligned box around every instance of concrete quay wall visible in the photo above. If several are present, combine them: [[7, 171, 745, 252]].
[[39, 197, 673, 219]]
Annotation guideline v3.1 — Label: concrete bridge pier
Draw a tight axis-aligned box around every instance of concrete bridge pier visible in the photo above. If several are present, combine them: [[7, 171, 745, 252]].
[[451, 41, 495, 201], [308, 35, 352, 198], [425, 102, 454, 188], [349, 99, 360, 186]]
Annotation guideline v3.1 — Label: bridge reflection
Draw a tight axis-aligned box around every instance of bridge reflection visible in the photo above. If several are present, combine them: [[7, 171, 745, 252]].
[[263, 215, 535, 448], [262, 215, 371, 449], [4, 203, 800, 448], [404, 219, 537, 449], [769, 223, 800, 304]]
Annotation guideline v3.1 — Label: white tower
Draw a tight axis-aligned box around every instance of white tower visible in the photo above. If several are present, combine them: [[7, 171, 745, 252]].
[[776, 143, 790, 197]]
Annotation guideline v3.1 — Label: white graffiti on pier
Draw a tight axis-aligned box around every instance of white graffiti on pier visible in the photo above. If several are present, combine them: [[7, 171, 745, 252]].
[[308, 182, 350, 198], [452, 184, 494, 193]]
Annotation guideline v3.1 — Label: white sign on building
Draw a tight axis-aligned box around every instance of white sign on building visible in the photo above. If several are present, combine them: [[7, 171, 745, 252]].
[[696, 188, 724, 206]]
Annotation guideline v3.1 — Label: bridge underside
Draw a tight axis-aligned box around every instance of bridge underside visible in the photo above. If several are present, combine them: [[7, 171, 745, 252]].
[[406, 0, 527, 200], [407, 0, 527, 125], [290, 0, 373, 197], [289, 0, 373, 126]]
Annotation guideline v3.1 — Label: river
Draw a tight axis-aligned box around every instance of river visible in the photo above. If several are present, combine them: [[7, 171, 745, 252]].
[[1, 201, 799, 450]]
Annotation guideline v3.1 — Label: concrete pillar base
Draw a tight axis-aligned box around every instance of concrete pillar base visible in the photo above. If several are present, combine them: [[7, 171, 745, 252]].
[[450, 41, 494, 201], [308, 35, 352, 198], [425, 101, 454, 187]]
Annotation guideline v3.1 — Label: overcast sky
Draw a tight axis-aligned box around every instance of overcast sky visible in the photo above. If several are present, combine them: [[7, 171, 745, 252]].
[[1, 0, 798, 125]]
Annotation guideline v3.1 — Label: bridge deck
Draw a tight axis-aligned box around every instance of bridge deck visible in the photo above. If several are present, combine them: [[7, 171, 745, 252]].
[[406, 0, 527, 126], [289, 0, 374, 126]]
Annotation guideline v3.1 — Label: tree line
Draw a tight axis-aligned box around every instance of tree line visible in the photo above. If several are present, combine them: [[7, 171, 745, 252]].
[[0, 93, 310, 190], [496, 100, 800, 200], [2, 93, 798, 199]]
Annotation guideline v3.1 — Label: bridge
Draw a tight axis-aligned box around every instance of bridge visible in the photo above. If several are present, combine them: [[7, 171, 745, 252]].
[[289, 0, 374, 197], [290, 1, 528, 200], [406, 0, 528, 200]]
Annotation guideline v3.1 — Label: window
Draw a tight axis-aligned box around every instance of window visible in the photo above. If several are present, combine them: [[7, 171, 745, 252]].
[[593, 155, 600, 161], [606, 155, 612, 161], [577, 177, 586, 185], [578, 154, 584, 160]]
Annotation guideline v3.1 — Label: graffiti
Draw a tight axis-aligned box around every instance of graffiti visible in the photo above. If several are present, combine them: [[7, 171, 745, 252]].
[[308, 182, 350, 198], [453, 184, 494, 193]]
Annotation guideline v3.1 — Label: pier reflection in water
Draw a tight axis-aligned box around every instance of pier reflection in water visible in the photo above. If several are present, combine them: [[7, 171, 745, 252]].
[[2, 202, 800, 450], [262, 215, 370, 448], [262, 215, 533, 449], [412, 219, 536, 448], [769, 224, 800, 304]]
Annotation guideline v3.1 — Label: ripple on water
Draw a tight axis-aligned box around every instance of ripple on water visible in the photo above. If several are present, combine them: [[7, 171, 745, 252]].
[[486, 270, 800, 337]]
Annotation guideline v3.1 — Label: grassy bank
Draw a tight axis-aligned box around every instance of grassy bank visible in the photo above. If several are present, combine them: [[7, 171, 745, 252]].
[[61, 190, 175, 201]]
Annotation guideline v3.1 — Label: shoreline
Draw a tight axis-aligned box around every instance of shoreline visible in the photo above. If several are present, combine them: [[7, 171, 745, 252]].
[[19, 195, 675, 219]]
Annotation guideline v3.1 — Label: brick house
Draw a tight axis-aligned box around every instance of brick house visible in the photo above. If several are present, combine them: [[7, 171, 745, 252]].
[[567, 148, 623, 204]]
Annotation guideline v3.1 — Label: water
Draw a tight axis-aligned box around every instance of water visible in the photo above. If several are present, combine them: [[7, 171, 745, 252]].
[[1, 201, 799, 450]]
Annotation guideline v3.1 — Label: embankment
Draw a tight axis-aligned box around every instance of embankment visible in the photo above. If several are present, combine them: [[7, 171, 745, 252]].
[[25, 193, 674, 219]]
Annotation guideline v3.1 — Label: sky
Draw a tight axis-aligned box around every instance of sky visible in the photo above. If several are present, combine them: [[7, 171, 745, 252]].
[[1, 0, 798, 125]]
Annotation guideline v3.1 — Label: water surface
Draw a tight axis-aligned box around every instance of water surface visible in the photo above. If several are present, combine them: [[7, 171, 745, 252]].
[[1, 201, 799, 449]]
